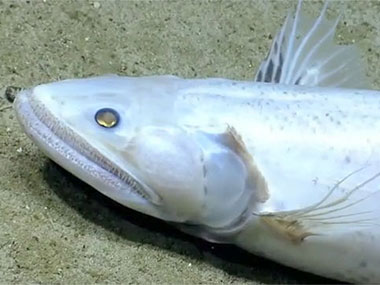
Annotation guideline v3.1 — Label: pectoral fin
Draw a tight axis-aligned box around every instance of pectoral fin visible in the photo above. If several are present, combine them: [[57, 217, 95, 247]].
[[260, 215, 317, 244], [258, 168, 380, 244], [222, 126, 269, 203]]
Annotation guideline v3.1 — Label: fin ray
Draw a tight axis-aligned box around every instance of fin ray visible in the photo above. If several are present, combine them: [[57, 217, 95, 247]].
[[254, 0, 370, 89], [257, 168, 380, 242]]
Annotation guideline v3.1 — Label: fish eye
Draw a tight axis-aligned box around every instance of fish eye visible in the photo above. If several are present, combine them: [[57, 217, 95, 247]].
[[95, 108, 120, 128]]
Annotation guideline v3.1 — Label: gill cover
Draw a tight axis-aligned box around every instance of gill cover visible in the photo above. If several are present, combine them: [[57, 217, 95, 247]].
[[124, 125, 269, 237]]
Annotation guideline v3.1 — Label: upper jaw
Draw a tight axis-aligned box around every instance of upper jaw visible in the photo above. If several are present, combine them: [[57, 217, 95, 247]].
[[13, 88, 165, 220]]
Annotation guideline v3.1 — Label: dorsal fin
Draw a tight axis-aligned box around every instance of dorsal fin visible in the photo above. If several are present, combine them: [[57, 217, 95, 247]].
[[254, 1, 370, 89]]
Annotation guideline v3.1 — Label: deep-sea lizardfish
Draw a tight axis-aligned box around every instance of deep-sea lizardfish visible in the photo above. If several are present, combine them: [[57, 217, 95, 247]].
[[13, 1, 380, 283]]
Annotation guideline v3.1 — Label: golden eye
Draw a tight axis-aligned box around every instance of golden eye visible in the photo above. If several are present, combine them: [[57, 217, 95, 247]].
[[95, 108, 119, 128]]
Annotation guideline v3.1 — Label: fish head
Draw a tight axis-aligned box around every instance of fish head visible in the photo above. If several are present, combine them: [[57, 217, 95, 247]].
[[14, 75, 265, 240]]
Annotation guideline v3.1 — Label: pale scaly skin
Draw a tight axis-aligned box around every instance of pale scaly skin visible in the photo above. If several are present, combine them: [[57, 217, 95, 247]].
[[14, 76, 380, 283]]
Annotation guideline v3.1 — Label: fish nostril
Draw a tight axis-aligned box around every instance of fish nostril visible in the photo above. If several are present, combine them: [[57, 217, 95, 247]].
[[95, 108, 120, 128]]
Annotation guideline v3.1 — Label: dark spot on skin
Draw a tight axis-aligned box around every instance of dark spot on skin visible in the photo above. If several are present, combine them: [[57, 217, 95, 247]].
[[359, 261, 367, 268], [202, 164, 207, 178], [355, 231, 365, 238]]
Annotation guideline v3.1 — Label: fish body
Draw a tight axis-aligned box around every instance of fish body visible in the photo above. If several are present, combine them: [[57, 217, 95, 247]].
[[13, 1, 380, 283]]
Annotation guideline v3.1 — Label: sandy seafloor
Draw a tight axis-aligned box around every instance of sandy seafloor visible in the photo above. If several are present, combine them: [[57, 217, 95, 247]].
[[1, 0, 380, 283]]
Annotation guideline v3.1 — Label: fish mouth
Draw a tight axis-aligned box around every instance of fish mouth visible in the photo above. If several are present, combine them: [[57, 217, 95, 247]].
[[13, 88, 163, 219]]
